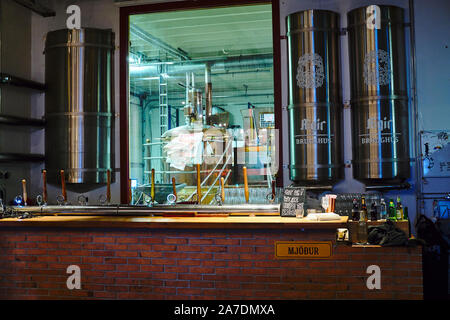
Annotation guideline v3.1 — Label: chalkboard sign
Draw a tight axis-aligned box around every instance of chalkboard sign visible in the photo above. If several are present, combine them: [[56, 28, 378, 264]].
[[281, 185, 306, 217]]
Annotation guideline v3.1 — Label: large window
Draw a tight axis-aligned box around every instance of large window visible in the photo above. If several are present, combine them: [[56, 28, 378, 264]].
[[127, 3, 278, 205]]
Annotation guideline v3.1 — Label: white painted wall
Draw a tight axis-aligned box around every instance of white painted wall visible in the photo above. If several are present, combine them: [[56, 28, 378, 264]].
[[0, 0, 33, 204]]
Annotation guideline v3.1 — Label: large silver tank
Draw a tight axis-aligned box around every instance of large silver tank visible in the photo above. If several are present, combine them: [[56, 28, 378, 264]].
[[45, 28, 115, 185], [348, 6, 410, 184], [286, 10, 344, 184]]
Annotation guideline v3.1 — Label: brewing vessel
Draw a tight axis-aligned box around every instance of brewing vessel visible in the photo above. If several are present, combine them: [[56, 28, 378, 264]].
[[45, 28, 115, 185], [347, 6, 410, 183], [286, 10, 344, 184]]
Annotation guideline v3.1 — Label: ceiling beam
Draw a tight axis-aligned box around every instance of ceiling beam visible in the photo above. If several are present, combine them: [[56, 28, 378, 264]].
[[12, 0, 55, 17], [130, 24, 190, 61]]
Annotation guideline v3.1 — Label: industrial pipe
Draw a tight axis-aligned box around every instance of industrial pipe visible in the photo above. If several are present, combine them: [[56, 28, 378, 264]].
[[205, 63, 212, 125]]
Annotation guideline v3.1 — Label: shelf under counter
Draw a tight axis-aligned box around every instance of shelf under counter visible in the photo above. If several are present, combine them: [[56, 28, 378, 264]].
[[0, 215, 348, 229]]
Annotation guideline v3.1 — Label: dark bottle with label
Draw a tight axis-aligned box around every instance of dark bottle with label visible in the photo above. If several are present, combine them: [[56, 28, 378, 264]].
[[360, 196, 368, 221], [370, 202, 378, 221], [357, 196, 368, 244], [351, 198, 360, 221], [404, 206, 410, 238]]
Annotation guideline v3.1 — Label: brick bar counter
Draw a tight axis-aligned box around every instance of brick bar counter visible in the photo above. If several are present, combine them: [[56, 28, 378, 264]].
[[0, 216, 423, 300]]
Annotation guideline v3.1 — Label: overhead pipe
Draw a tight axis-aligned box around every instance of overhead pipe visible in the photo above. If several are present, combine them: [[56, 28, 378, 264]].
[[130, 54, 273, 79], [205, 63, 212, 125]]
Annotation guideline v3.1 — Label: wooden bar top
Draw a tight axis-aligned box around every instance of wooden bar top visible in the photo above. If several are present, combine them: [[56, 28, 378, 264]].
[[0, 215, 348, 229]]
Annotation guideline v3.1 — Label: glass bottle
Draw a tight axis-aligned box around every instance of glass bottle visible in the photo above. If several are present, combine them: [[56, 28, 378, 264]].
[[351, 198, 360, 221], [396, 196, 404, 220], [360, 196, 368, 222], [380, 198, 387, 220], [388, 198, 396, 221], [357, 196, 368, 244], [370, 202, 378, 221]]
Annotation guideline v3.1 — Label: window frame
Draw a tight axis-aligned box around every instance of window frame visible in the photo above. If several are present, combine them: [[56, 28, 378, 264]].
[[119, 0, 283, 204]]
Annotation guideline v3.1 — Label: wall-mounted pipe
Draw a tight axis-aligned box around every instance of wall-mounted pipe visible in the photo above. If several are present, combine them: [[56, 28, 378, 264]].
[[0, 115, 45, 127], [365, 182, 411, 191], [205, 63, 212, 125]]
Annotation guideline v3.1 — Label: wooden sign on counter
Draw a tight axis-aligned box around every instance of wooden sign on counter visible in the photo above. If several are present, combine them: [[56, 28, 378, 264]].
[[274, 241, 332, 259]]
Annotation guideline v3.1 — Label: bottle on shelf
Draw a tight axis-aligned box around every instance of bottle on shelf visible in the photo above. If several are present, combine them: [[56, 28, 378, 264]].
[[388, 198, 396, 221], [357, 196, 368, 244], [360, 196, 368, 222], [380, 198, 387, 220], [351, 198, 360, 221], [370, 201, 378, 221], [404, 206, 410, 237], [396, 196, 404, 220]]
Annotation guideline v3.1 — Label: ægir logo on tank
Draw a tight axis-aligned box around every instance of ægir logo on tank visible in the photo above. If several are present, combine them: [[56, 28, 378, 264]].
[[363, 49, 391, 86], [296, 53, 325, 89], [300, 118, 327, 131], [367, 117, 392, 131]]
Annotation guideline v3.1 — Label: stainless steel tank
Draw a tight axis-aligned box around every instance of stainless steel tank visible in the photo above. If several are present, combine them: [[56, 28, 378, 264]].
[[286, 10, 344, 184], [45, 28, 115, 185], [347, 6, 410, 184]]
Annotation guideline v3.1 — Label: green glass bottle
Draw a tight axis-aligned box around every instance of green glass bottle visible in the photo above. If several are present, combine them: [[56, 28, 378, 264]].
[[388, 199, 396, 221]]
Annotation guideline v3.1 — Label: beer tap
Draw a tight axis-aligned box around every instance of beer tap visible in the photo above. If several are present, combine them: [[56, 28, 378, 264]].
[[243, 166, 255, 217], [164, 177, 177, 205], [243, 166, 249, 204], [0, 184, 6, 213], [214, 177, 225, 206], [42, 169, 47, 205], [106, 169, 111, 204], [151, 168, 155, 204], [220, 177, 225, 204], [78, 195, 88, 206], [57, 169, 67, 205], [99, 169, 111, 205], [21, 179, 28, 206], [171, 177, 177, 201], [266, 180, 276, 203], [196, 164, 201, 205]]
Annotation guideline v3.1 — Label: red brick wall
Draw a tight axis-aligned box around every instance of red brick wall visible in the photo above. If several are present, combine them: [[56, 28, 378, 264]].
[[0, 227, 423, 300]]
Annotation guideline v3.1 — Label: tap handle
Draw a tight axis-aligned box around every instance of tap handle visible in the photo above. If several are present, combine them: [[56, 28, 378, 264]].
[[196, 164, 201, 205], [220, 177, 225, 203], [42, 169, 47, 204], [151, 168, 155, 202], [106, 169, 111, 204], [243, 166, 249, 203], [22, 179, 28, 206], [172, 177, 177, 200], [128, 179, 132, 204], [60, 170, 67, 202], [271, 180, 276, 200]]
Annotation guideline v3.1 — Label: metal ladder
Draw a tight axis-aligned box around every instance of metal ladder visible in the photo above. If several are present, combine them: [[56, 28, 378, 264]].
[[158, 64, 169, 136], [158, 64, 169, 182]]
